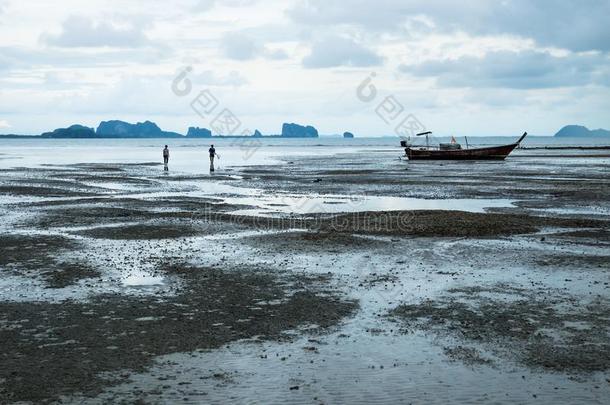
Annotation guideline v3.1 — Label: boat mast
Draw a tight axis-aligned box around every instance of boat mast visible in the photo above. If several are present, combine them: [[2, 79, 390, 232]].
[[416, 131, 432, 148]]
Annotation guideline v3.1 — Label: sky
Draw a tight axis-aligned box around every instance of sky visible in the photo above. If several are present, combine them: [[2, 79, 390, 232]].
[[0, 0, 609, 136]]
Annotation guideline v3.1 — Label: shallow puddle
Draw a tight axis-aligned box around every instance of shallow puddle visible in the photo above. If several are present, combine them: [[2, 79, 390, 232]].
[[122, 272, 165, 287], [228, 195, 514, 216]]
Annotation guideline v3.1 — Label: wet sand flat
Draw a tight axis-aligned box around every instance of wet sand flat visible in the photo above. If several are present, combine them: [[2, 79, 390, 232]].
[[1, 146, 609, 403]]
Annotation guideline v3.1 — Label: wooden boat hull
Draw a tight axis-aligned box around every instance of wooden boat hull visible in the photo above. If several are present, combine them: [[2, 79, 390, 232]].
[[406, 142, 519, 160]]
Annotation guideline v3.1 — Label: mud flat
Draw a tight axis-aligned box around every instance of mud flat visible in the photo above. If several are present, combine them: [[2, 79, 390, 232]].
[[1, 148, 609, 403], [389, 284, 610, 372], [0, 234, 100, 289], [0, 265, 356, 402]]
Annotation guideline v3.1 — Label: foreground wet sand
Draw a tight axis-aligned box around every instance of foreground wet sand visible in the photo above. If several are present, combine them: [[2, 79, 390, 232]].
[[1, 149, 609, 403]]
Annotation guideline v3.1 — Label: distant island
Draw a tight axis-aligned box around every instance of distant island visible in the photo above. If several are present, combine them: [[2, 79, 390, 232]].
[[186, 127, 212, 138], [40, 121, 184, 139], [554, 125, 610, 138], [281, 123, 318, 138], [1, 120, 325, 139], [343, 131, 354, 139]]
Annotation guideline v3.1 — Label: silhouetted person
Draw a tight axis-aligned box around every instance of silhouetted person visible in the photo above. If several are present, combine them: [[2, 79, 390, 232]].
[[163, 145, 169, 171], [209, 144, 219, 172]]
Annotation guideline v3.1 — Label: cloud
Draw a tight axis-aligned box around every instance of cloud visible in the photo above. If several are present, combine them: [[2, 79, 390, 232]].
[[192, 70, 249, 86], [220, 32, 259, 60], [192, 0, 216, 11], [42, 16, 151, 48], [0, 45, 171, 70], [288, 0, 610, 52], [193, 0, 259, 11], [220, 31, 290, 61], [0, 119, 10, 129], [263, 48, 289, 60], [399, 50, 610, 89], [0, 51, 15, 71], [470, 0, 610, 53], [2, 0, 609, 136], [288, 0, 407, 30], [303, 36, 382, 68]]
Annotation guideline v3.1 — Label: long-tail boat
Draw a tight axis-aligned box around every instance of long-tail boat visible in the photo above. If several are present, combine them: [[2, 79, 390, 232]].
[[400, 132, 527, 160]]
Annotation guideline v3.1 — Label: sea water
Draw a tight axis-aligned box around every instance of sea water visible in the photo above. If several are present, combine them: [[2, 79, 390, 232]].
[[1, 136, 608, 174]]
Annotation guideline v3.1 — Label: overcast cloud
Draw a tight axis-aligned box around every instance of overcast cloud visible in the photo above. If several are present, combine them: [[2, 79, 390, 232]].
[[400, 51, 610, 89], [303, 36, 382, 68], [0, 0, 608, 136], [41, 16, 152, 48]]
